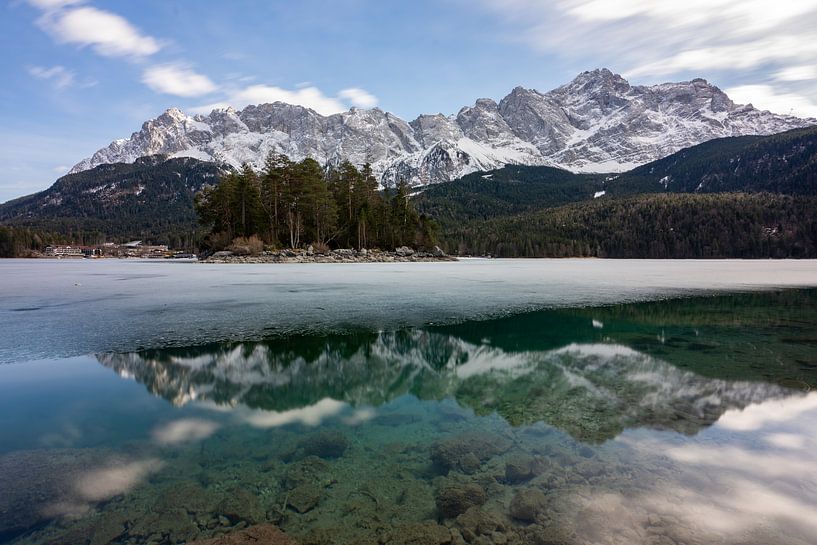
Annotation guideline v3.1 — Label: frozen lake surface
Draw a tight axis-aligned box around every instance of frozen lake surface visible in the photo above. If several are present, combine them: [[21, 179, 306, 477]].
[[2, 258, 817, 363]]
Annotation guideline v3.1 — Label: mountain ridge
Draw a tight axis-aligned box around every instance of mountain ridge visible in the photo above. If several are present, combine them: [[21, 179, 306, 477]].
[[69, 68, 815, 186]]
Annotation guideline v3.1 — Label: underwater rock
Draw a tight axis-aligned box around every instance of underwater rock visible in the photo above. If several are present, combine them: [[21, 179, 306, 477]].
[[283, 456, 331, 489], [128, 507, 200, 544], [287, 483, 322, 513], [435, 483, 488, 518], [188, 523, 297, 544], [298, 431, 350, 459], [88, 512, 128, 545], [431, 433, 511, 474], [509, 489, 547, 523], [520, 523, 576, 545], [216, 488, 265, 524], [383, 521, 453, 545], [504, 454, 550, 484], [156, 480, 214, 514], [455, 507, 507, 541], [573, 459, 607, 480], [459, 452, 482, 475]]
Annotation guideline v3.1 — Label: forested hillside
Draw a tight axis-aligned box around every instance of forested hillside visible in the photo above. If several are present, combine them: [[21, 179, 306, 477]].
[[443, 193, 817, 258], [416, 126, 817, 227], [0, 155, 227, 248], [610, 126, 817, 196]]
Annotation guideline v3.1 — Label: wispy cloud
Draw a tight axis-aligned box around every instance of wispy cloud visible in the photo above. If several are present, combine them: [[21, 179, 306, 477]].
[[152, 418, 219, 445], [191, 84, 378, 116], [24, 0, 376, 114], [142, 64, 218, 97], [725, 85, 817, 118], [474, 0, 817, 117], [31, 2, 161, 58], [27, 65, 75, 89], [338, 87, 379, 108]]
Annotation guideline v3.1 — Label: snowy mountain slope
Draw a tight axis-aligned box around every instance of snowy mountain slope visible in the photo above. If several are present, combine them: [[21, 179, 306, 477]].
[[70, 69, 815, 186]]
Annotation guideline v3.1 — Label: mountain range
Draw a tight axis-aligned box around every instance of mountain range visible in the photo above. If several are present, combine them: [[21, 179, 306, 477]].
[[68, 68, 814, 187], [3, 124, 817, 252]]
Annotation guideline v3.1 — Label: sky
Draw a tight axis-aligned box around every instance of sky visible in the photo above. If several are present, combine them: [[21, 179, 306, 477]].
[[2, 0, 817, 203]]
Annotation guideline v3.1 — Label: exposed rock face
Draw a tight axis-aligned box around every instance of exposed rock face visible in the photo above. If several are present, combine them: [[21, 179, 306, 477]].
[[69, 69, 815, 185]]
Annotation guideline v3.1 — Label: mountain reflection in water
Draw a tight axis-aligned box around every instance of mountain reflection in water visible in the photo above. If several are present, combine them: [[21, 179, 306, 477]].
[[2, 290, 817, 545], [98, 290, 817, 442]]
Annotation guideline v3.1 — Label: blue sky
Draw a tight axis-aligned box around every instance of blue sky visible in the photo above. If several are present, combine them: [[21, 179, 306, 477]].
[[2, 0, 817, 203]]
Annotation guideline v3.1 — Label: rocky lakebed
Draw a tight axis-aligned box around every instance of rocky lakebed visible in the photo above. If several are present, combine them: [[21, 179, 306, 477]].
[[1, 403, 671, 545]]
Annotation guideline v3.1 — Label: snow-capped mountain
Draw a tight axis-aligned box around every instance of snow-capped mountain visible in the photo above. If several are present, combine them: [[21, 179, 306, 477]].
[[70, 69, 815, 186]]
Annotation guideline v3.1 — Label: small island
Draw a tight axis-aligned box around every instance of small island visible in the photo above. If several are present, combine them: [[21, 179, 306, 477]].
[[194, 155, 444, 262], [202, 244, 455, 263]]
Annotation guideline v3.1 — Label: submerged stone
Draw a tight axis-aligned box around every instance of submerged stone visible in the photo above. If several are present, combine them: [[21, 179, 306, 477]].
[[455, 507, 506, 540], [430, 433, 511, 474], [435, 483, 488, 518], [128, 507, 200, 543], [383, 521, 453, 545], [509, 489, 547, 523], [504, 454, 550, 484], [156, 480, 214, 514], [283, 456, 331, 489], [287, 483, 322, 513], [216, 488, 265, 525], [188, 523, 296, 544], [298, 430, 350, 459]]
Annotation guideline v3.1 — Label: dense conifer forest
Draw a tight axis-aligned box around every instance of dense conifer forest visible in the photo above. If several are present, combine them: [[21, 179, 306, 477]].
[[0, 226, 67, 258], [441, 193, 817, 258], [194, 155, 439, 252]]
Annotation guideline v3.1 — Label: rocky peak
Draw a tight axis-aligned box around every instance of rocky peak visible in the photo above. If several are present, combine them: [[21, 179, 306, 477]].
[[68, 70, 816, 183]]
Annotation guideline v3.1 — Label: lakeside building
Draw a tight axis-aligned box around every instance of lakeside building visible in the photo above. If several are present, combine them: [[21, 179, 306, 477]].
[[45, 245, 87, 257], [44, 242, 174, 259]]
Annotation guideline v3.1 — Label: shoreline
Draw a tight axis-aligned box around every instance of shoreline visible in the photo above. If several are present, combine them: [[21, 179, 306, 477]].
[[201, 247, 457, 264]]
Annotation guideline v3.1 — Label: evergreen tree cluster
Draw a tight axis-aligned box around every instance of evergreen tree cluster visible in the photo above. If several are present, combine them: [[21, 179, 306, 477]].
[[443, 193, 817, 258], [194, 154, 438, 251], [0, 226, 67, 257]]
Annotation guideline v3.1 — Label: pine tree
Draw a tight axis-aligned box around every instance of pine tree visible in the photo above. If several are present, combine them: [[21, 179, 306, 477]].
[[260, 153, 292, 246]]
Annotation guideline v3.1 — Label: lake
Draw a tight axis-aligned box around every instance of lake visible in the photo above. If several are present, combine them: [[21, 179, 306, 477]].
[[1, 259, 817, 545]]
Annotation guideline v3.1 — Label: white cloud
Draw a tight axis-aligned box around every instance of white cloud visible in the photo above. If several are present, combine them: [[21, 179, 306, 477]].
[[716, 391, 817, 431], [152, 418, 219, 445], [475, 0, 817, 118], [725, 85, 817, 118], [238, 398, 347, 428], [26, 0, 84, 9], [36, 5, 161, 58], [28, 65, 75, 89], [192, 84, 378, 116], [73, 458, 164, 501], [142, 64, 218, 97], [339, 87, 379, 108], [775, 65, 817, 82]]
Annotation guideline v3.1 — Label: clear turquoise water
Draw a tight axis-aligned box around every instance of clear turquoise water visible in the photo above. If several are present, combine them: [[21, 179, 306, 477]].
[[1, 261, 817, 545]]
